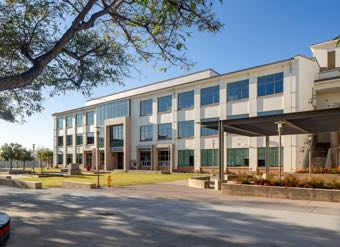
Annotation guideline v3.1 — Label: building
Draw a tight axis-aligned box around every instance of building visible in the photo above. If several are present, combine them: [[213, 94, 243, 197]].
[[52, 36, 340, 173]]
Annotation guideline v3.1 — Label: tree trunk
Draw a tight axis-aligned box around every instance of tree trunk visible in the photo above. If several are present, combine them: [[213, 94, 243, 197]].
[[40, 160, 43, 174], [23, 161, 26, 172], [9, 159, 13, 171]]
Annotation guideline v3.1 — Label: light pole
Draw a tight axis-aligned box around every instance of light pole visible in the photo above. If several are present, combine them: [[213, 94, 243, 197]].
[[168, 144, 172, 174], [96, 127, 100, 188], [32, 144, 35, 173], [212, 140, 215, 176]]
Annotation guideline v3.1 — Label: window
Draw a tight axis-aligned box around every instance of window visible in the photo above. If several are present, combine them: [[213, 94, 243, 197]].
[[76, 134, 83, 145], [201, 118, 219, 136], [76, 153, 83, 165], [158, 123, 172, 140], [201, 149, 219, 166], [257, 109, 283, 117], [66, 116, 73, 128], [158, 95, 172, 113], [328, 51, 336, 70], [158, 150, 169, 166], [227, 148, 249, 167], [76, 113, 83, 126], [140, 99, 153, 116], [140, 151, 151, 166], [227, 114, 249, 120], [96, 100, 129, 126], [86, 132, 94, 145], [99, 127, 104, 148], [140, 125, 153, 141], [178, 91, 194, 110], [57, 154, 63, 164], [86, 111, 94, 125], [178, 150, 194, 166], [257, 72, 283, 96], [66, 154, 73, 164], [57, 136, 63, 146], [57, 118, 64, 129], [111, 125, 124, 147], [66, 135, 73, 146], [227, 80, 249, 101], [201, 85, 219, 106], [178, 120, 194, 138], [258, 147, 283, 167]]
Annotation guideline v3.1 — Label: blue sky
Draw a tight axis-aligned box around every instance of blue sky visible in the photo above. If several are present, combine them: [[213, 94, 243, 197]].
[[1, 0, 340, 149]]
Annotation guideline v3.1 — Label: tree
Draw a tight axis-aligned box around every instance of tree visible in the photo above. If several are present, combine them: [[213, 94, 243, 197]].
[[0, 0, 223, 122], [0, 143, 22, 171], [18, 148, 34, 172], [36, 148, 53, 173]]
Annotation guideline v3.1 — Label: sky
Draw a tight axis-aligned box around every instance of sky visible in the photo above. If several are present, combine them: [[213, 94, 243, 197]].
[[1, 0, 340, 149]]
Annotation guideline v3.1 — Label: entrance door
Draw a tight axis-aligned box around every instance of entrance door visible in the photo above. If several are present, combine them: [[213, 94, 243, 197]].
[[117, 152, 124, 169]]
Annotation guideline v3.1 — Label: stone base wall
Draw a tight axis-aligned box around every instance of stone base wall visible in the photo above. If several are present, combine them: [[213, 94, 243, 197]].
[[0, 178, 42, 189], [174, 166, 194, 173]]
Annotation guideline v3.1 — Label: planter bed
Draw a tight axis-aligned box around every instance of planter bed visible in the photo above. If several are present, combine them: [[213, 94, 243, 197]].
[[222, 183, 340, 202]]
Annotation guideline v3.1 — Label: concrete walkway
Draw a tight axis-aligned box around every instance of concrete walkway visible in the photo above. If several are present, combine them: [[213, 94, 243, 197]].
[[0, 181, 339, 246]]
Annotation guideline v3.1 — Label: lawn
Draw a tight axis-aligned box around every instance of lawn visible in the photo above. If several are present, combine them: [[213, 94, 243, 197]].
[[15, 173, 196, 188]]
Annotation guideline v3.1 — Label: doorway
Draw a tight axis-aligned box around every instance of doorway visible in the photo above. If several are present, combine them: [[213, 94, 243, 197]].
[[117, 152, 124, 169]]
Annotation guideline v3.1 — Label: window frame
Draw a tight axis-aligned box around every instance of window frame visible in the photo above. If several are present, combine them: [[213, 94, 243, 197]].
[[257, 72, 284, 97], [178, 150, 194, 166], [178, 120, 194, 138], [140, 125, 153, 141], [76, 113, 83, 126], [158, 123, 172, 140], [140, 99, 153, 116], [86, 132, 94, 145], [86, 111, 94, 125], [200, 85, 220, 106], [178, 90, 194, 110], [158, 95, 172, 113], [66, 135, 73, 146], [227, 148, 249, 167], [227, 79, 249, 101]]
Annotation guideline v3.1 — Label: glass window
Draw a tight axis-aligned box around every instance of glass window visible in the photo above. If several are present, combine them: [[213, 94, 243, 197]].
[[66, 135, 73, 146], [158, 123, 172, 140], [227, 148, 249, 167], [57, 154, 63, 164], [257, 72, 284, 97], [57, 136, 63, 146], [86, 132, 94, 145], [227, 114, 249, 120], [178, 121, 194, 138], [257, 109, 283, 117], [227, 80, 249, 101], [76, 113, 83, 126], [201, 149, 219, 166], [178, 150, 194, 166], [57, 118, 64, 129], [140, 99, 153, 116], [66, 116, 73, 128], [201, 85, 219, 106], [140, 151, 151, 166], [99, 127, 104, 148], [158, 95, 172, 113], [96, 100, 129, 126], [66, 154, 73, 164], [111, 125, 124, 147], [76, 134, 83, 145], [201, 118, 219, 136], [140, 125, 153, 141], [86, 111, 94, 125], [178, 91, 194, 110], [258, 147, 283, 167], [159, 150, 170, 166], [76, 153, 83, 165]]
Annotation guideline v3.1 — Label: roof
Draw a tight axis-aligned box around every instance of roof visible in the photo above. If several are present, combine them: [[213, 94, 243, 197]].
[[201, 107, 340, 137]]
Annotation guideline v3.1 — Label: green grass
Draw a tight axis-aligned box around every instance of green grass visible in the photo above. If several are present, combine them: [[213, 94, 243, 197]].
[[15, 172, 196, 188]]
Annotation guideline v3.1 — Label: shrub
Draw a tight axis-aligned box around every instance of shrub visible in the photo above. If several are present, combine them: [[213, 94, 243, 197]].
[[236, 173, 252, 184], [283, 175, 299, 187], [309, 176, 325, 189]]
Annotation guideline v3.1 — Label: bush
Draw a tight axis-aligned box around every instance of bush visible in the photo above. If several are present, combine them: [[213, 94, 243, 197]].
[[283, 175, 299, 187], [236, 173, 253, 184]]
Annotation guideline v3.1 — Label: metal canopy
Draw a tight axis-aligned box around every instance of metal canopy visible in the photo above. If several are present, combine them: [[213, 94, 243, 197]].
[[201, 107, 340, 137]]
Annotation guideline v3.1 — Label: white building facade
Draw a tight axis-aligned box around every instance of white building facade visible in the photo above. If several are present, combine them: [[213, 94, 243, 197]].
[[53, 37, 340, 174]]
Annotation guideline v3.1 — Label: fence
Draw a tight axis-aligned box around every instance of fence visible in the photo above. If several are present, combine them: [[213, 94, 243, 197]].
[[0, 160, 49, 170]]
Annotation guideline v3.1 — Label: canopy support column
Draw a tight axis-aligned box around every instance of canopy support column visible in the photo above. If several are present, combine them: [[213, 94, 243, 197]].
[[265, 136, 270, 177], [277, 121, 283, 182], [219, 121, 224, 181]]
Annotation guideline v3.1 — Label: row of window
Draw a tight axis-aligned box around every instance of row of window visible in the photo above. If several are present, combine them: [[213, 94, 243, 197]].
[[57, 112, 94, 129], [140, 72, 284, 116], [58, 133, 94, 146], [58, 147, 283, 167]]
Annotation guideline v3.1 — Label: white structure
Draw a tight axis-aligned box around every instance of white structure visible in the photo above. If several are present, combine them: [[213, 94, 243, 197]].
[[52, 36, 340, 173]]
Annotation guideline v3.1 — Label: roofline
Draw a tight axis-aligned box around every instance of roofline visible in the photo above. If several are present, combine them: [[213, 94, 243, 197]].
[[310, 37, 339, 48], [52, 57, 297, 116], [86, 68, 220, 103]]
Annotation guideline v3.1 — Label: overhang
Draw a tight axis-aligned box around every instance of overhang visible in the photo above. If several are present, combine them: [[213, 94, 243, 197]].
[[201, 107, 340, 137]]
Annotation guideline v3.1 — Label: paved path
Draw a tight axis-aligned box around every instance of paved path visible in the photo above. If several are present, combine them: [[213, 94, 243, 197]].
[[0, 181, 339, 247]]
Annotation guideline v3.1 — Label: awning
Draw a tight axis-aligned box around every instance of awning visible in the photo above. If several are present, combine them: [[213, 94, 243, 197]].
[[201, 107, 340, 137]]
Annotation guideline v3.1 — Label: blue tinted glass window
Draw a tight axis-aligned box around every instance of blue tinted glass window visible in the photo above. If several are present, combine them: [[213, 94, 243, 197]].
[[111, 125, 124, 147], [178, 91, 194, 110], [96, 100, 129, 126], [178, 121, 194, 138], [57, 118, 64, 129], [158, 95, 172, 113], [158, 123, 172, 139], [140, 125, 153, 141], [86, 111, 94, 125], [140, 99, 153, 116], [227, 80, 249, 101], [76, 113, 83, 126], [201, 85, 220, 105], [66, 116, 73, 128], [257, 109, 283, 116], [257, 72, 284, 96]]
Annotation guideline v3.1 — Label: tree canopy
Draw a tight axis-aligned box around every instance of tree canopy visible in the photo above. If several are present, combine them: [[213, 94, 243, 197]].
[[0, 142, 23, 170], [0, 0, 223, 122]]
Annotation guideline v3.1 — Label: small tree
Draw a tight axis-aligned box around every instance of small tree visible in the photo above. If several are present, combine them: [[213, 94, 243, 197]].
[[0, 143, 22, 171], [36, 148, 53, 173], [19, 148, 34, 172]]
